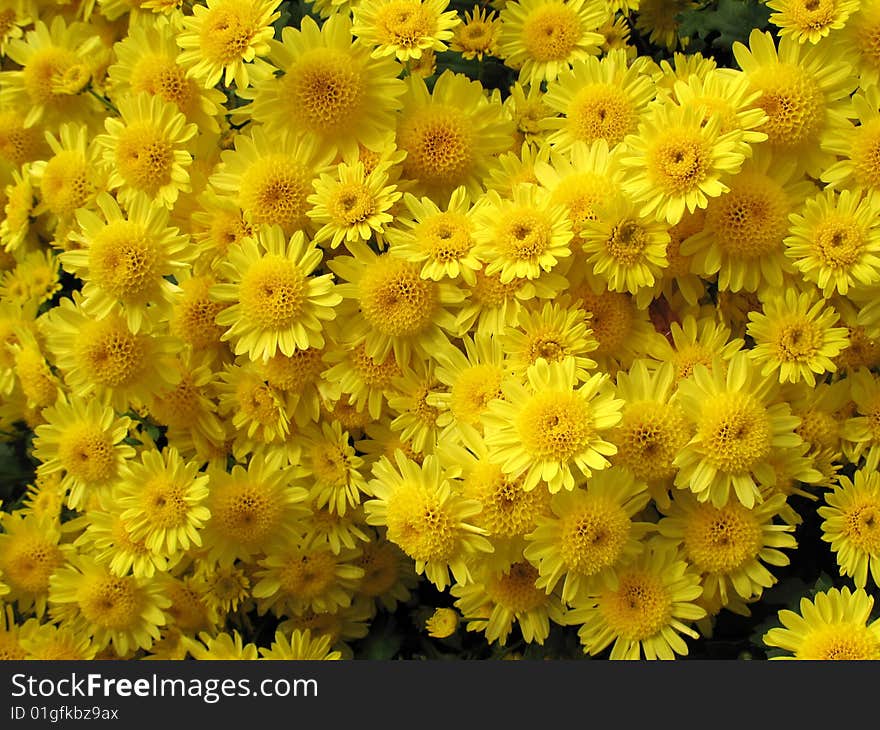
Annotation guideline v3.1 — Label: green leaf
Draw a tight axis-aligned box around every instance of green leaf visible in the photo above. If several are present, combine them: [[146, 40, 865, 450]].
[[677, 0, 772, 51]]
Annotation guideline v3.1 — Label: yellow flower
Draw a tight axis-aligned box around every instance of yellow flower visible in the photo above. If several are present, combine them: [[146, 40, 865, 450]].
[[822, 85, 880, 201], [451, 5, 501, 60], [767, 0, 860, 45], [352, 0, 461, 62], [259, 629, 342, 660], [425, 607, 460, 638]]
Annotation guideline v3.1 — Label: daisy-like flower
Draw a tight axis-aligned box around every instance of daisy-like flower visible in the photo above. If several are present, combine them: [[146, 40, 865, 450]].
[[242, 14, 406, 158], [32, 395, 134, 510], [483, 358, 622, 493], [175, 0, 281, 89], [185, 630, 259, 660], [785, 189, 880, 296], [387, 186, 481, 285], [116, 446, 211, 560], [472, 184, 573, 284], [300, 420, 370, 516], [364, 451, 493, 591], [822, 86, 880, 202], [394, 70, 513, 201], [842, 368, 880, 469], [451, 5, 501, 60], [259, 629, 342, 660], [767, 0, 860, 45], [19, 620, 97, 661], [566, 541, 707, 660], [62, 193, 193, 333], [49, 556, 170, 657], [497, 0, 606, 85], [387, 358, 445, 454], [542, 49, 656, 152], [452, 560, 565, 645], [732, 29, 856, 178], [212, 226, 340, 362], [352, 0, 460, 62], [819, 468, 880, 588], [0, 164, 35, 254], [838, 1, 880, 88], [307, 161, 401, 250], [635, 0, 696, 50], [523, 468, 651, 604], [620, 100, 748, 225], [673, 352, 805, 508], [764, 586, 880, 659], [659, 491, 796, 604], [747, 288, 849, 387]]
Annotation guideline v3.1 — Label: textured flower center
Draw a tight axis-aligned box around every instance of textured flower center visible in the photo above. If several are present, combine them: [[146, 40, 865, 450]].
[[525, 330, 569, 365], [795, 408, 839, 449], [470, 269, 521, 307], [239, 155, 312, 231], [356, 543, 399, 597], [359, 256, 439, 337], [786, 0, 837, 31], [385, 484, 457, 563], [749, 63, 824, 148], [798, 624, 880, 660], [710, 173, 789, 258], [851, 119, 880, 190], [517, 391, 593, 461], [212, 481, 283, 547], [614, 401, 689, 482], [598, 570, 672, 641], [90, 221, 162, 301], [398, 106, 474, 187], [670, 344, 714, 381], [282, 48, 363, 131], [1, 535, 64, 595], [374, 0, 433, 49], [173, 280, 227, 349], [200, 3, 258, 65], [682, 500, 763, 574], [57, 425, 117, 484], [648, 129, 710, 195], [329, 182, 376, 225], [417, 212, 474, 262], [855, 15, 880, 74], [77, 320, 147, 387], [310, 442, 351, 486], [41, 150, 91, 218], [450, 363, 504, 426], [237, 379, 284, 426], [131, 55, 195, 114], [499, 209, 552, 260], [521, 4, 580, 62], [278, 552, 337, 599], [811, 215, 865, 268], [559, 496, 631, 576], [238, 254, 306, 330], [262, 347, 325, 392], [114, 122, 174, 195], [350, 343, 401, 387], [551, 174, 609, 232], [699, 393, 772, 473], [606, 218, 649, 264], [22, 47, 79, 106], [773, 318, 824, 362], [842, 499, 880, 554], [464, 463, 547, 537], [486, 562, 545, 613], [569, 84, 634, 146], [575, 288, 633, 356], [80, 574, 143, 631], [140, 477, 191, 529]]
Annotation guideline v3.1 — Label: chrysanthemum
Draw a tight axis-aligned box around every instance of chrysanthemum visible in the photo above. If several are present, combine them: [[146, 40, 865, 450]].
[[822, 86, 880, 201], [542, 50, 656, 151], [95, 93, 197, 209], [767, 0, 860, 45], [19, 620, 96, 661], [352, 537, 417, 612], [212, 226, 339, 362], [322, 340, 401, 421], [747, 288, 849, 386], [308, 161, 401, 250], [300, 420, 370, 515], [0, 164, 35, 254], [185, 630, 259, 660], [482, 358, 621, 493], [42, 293, 178, 411], [259, 629, 342, 660], [567, 541, 706, 660], [842, 367, 880, 469], [620, 101, 748, 225], [192, 563, 251, 618], [681, 151, 815, 292], [386, 186, 481, 285], [472, 184, 573, 284], [394, 70, 513, 200], [49, 556, 170, 657], [352, 0, 460, 62], [764, 586, 880, 659], [364, 451, 493, 590], [497, 0, 606, 85], [329, 241, 462, 364], [785, 189, 880, 296], [732, 29, 856, 177], [0, 512, 67, 618], [673, 352, 805, 508], [242, 14, 406, 158], [387, 358, 444, 454], [523, 469, 651, 604], [635, 0, 696, 50], [451, 5, 501, 60], [0, 604, 25, 660], [32, 395, 134, 510], [62, 193, 193, 332], [819, 468, 880, 588], [175, 0, 281, 89], [838, 1, 880, 87], [201, 454, 309, 565], [115, 446, 210, 560], [258, 344, 328, 427]]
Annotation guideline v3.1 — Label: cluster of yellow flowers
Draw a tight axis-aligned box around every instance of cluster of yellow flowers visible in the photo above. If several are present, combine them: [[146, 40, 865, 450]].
[[1, 0, 880, 662]]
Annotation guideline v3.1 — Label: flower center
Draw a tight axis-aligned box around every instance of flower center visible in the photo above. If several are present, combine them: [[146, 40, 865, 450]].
[[851, 118, 880, 190], [200, 3, 258, 65], [131, 54, 195, 115], [517, 391, 594, 461], [773, 318, 824, 362], [1, 536, 64, 596], [141, 477, 191, 529], [57, 425, 118, 484], [569, 84, 634, 146], [450, 363, 504, 426], [598, 570, 672, 641], [521, 4, 581, 62], [77, 320, 148, 387], [114, 122, 174, 195], [698, 393, 773, 473], [749, 63, 824, 148], [682, 500, 763, 574], [90, 220, 162, 301], [486, 562, 545, 613], [359, 256, 439, 337], [277, 552, 338, 599], [385, 484, 457, 563], [648, 128, 710, 195], [80, 574, 143, 631], [238, 254, 306, 330], [41, 151, 92, 218], [606, 218, 649, 265], [239, 155, 312, 232], [710, 172, 790, 259], [464, 463, 547, 537], [614, 401, 689, 482], [374, 0, 433, 49], [798, 624, 880, 660], [559, 496, 631, 576], [398, 105, 474, 188], [842, 500, 880, 554], [811, 215, 865, 268], [282, 48, 363, 132], [213, 481, 283, 548], [22, 47, 80, 106], [330, 183, 376, 225], [499, 209, 552, 260], [418, 212, 474, 262]]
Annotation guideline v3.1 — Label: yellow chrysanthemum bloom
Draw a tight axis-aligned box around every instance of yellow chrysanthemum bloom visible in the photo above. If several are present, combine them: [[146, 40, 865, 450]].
[[425, 607, 460, 638], [747, 288, 849, 386], [497, 0, 606, 85], [837, 0, 880, 88], [673, 353, 805, 509], [472, 184, 573, 283], [819, 468, 880, 588], [0, 164, 35, 254], [453, 560, 565, 645], [822, 86, 880, 201], [19, 620, 97, 660], [352, 0, 460, 62], [785, 188, 880, 297], [635, 0, 695, 50], [659, 491, 796, 604], [49, 556, 170, 657], [483, 358, 622, 493], [364, 451, 493, 590], [732, 28, 856, 177], [185, 630, 258, 660], [452, 5, 501, 60], [259, 629, 342, 660], [767, 0, 860, 45], [542, 49, 656, 152], [764, 586, 880, 659], [242, 14, 406, 158], [300, 420, 370, 515], [193, 563, 251, 618], [395, 70, 513, 200], [176, 0, 281, 89], [212, 226, 340, 362], [842, 367, 880, 469], [567, 541, 707, 660], [524, 468, 651, 603], [322, 339, 401, 422]]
